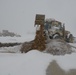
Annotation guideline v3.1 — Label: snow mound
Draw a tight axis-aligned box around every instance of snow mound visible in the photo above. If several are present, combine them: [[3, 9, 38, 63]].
[[0, 50, 52, 75], [45, 39, 72, 55], [0, 45, 21, 53]]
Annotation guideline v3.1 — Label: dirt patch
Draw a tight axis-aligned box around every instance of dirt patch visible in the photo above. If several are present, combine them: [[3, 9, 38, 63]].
[[20, 41, 34, 53], [20, 39, 73, 55], [31, 30, 46, 51], [46, 60, 76, 75]]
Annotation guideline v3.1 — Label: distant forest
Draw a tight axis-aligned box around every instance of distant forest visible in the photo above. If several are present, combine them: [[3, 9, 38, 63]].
[[0, 30, 21, 37]]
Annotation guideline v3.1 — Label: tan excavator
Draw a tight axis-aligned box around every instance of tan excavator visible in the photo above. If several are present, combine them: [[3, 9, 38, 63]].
[[20, 14, 74, 53], [32, 14, 74, 50]]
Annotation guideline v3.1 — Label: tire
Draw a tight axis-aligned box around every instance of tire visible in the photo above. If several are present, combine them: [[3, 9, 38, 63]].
[[53, 33, 61, 39], [68, 34, 73, 43], [49, 36, 53, 39]]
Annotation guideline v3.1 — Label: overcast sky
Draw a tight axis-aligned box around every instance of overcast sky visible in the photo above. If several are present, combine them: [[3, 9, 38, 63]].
[[0, 0, 76, 36]]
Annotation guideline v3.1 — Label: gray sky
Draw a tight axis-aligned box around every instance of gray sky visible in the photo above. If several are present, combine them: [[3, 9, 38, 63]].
[[0, 0, 76, 36]]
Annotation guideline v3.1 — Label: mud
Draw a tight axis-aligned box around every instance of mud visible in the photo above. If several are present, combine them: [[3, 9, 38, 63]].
[[46, 60, 76, 75]]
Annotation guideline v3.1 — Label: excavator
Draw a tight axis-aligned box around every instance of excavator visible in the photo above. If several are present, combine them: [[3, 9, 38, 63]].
[[20, 14, 74, 53], [34, 14, 74, 43]]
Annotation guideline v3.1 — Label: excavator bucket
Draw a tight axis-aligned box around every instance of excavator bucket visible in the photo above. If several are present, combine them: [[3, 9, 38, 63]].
[[35, 14, 45, 26], [32, 14, 46, 51]]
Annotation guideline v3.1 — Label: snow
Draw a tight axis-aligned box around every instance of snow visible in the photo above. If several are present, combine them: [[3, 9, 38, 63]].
[[0, 45, 21, 53], [69, 43, 76, 52], [54, 53, 76, 71], [70, 43, 76, 47], [0, 35, 76, 75], [0, 35, 35, 43], [0, 50, 52, 75], [0, 50, 76, 75]]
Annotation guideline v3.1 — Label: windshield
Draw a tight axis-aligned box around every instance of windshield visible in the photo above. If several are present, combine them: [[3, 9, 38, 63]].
[[44, 21, 62, 30]]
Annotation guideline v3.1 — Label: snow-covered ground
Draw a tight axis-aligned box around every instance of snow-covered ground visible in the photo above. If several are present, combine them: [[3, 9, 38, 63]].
[[0, 34, 76, 75], [0, 50, 76, 75], [0, 34, 35, 43], [0, 45, 21, 53]]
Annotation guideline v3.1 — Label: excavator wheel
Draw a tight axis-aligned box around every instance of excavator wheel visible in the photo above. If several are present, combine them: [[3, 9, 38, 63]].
[[68, 34, 73, 43], [53, 33, 61, 39]]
